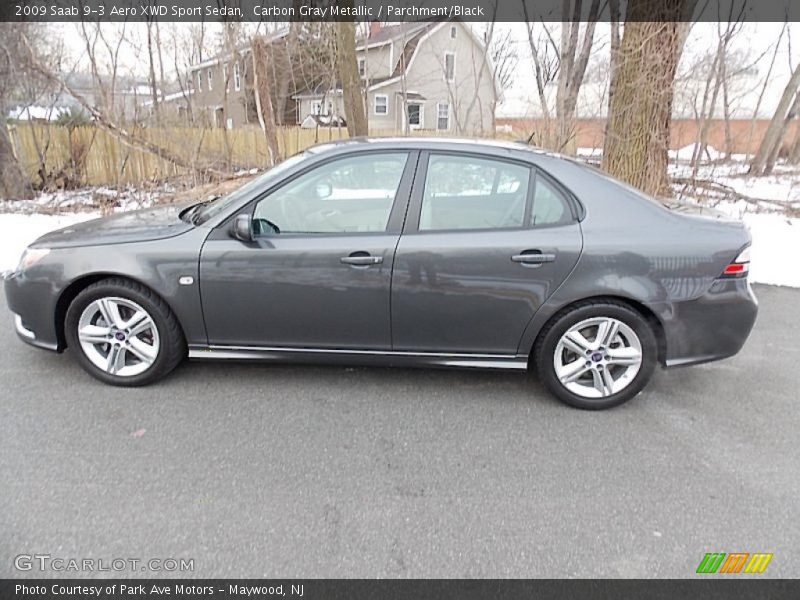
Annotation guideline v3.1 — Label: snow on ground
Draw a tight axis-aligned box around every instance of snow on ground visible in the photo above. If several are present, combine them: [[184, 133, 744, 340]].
[[736, 210, 799, 287], [0, 212, 98, 274], [669, 143, 726, 162]]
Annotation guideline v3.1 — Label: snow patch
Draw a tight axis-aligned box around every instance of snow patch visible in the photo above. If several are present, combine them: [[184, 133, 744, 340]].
[[0, 213, 98, 274], [733, 210, 799, 287], [670, 143, 725, 162]]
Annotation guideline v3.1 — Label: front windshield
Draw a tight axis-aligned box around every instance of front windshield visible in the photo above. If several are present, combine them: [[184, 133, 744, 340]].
[[192, 152, 309, 225]]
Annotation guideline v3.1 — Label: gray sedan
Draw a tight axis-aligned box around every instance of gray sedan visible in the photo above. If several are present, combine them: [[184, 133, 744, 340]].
[[4, 138, 757, 409]]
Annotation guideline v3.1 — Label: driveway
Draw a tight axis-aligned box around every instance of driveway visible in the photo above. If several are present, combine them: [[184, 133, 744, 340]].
[[0, 284, 797, 578]]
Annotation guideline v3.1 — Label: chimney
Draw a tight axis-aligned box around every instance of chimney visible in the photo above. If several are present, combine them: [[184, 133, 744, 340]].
[[369, 20, 381, 39]]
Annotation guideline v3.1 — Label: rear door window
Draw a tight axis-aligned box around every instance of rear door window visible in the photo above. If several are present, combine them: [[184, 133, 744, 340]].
[[419, 154, 531, 231]]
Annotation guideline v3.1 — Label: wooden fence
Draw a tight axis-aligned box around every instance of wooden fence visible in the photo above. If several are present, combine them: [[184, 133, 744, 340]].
[[8, 124, 492, 187]]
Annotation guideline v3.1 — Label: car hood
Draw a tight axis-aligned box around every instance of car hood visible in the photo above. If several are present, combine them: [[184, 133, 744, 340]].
[[30, 203, 194, 249]]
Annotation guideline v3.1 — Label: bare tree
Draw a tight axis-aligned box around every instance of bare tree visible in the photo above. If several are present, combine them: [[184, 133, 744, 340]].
[[522, 1, 601, 152], [602, 0, 697, 196], [252, 35, 282, 166], [522, 13, 559, 148], [0, 23, 53, 199], [336, 15, 367, 137], [20, 31, 226, 179], [145, 18, 162, 123], [487, 26, 518, 94], [555, 0, 602, 153], [688, 7, 745, 178], [750, 42, 800, 175]]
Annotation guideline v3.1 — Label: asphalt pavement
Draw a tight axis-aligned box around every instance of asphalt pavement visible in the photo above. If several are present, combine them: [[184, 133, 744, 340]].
[[1, 285, 798, 578]]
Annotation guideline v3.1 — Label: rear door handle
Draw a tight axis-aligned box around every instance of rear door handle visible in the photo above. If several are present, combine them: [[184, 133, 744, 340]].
[[511, 252, 556, 265], [340, 254, 383, 266]]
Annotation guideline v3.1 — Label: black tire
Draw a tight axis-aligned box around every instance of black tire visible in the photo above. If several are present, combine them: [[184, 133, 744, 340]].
[[64, 277, 185, 386], [534, 300, 658, 410]]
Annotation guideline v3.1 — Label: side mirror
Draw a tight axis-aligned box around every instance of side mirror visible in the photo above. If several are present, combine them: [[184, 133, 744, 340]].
[[231, 214, 253, 242]]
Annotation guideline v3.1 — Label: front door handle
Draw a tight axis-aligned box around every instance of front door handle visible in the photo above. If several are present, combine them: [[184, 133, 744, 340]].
[[340, 254, 383, 266], [511, 251, 556, 265]]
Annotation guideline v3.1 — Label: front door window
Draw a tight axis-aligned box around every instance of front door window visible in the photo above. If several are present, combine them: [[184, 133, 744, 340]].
[[253, 153, 409, 234]]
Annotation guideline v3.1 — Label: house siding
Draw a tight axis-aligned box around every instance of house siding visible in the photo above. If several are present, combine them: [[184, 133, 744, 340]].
[[396, 22, 495, 133], [189, 54, 254, 128], [294, 22, 497, 133], [356, 44, 393, 80]]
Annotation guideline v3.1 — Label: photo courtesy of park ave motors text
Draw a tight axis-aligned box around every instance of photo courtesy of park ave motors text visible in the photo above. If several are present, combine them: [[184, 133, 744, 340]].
[[0, 0, 799, 591]]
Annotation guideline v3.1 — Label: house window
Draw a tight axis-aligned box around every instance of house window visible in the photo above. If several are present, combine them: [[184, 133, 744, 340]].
[[358, 58, 366, 78], [311, 101, 323, 115], [223, 63, 229, 91], [444, 52, 455, 82], [450, 26, 457, 39], [196, 71, 202, 92], [233, 62, 241, 92], [374, 94, 388, 115], [436, 102, 450, 130], [207, 68, 213, 91]]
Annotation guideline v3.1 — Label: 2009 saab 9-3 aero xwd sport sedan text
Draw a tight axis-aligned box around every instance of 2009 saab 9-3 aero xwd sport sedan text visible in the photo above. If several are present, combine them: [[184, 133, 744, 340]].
[[4, 138, 757, 409]]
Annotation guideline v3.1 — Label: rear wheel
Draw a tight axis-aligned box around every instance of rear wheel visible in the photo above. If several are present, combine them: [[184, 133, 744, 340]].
[[534, 301, 657, 410], [65, 278, 185, 386]]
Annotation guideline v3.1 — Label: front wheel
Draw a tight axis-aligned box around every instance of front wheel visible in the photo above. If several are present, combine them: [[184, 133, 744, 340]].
[[65, 278, 185, 386], [534, 301, 657, 410]]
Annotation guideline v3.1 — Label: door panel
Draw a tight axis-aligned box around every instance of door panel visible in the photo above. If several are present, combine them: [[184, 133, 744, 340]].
[[391, 226, 582, 354], [199, 151, 416, 350], [200, 235, 398, 349], [391, 151, 582, 355]]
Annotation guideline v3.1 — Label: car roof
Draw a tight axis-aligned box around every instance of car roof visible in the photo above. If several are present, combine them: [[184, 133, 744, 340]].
[[306, 136, 564, 163]]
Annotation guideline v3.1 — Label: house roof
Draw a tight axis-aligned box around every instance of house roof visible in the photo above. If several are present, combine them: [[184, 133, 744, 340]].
[[356, 22, 433, 49], [188, 28, 289, 72], [296, 21, 499, 102]]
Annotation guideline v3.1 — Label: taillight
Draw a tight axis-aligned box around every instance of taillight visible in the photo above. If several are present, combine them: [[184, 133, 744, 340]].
[[720, 247, 750, 278]]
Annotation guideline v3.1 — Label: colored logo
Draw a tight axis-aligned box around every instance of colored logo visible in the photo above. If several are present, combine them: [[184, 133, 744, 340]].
[[696, 552, 773, 574]]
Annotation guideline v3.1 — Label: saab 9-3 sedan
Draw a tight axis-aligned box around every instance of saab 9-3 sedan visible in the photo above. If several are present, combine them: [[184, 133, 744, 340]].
[[4, 138, 757, 409]]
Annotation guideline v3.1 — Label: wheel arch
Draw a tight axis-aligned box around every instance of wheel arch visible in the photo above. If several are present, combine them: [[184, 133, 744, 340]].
[[526, 295, 667, 368], [54, 273, 185, 350]]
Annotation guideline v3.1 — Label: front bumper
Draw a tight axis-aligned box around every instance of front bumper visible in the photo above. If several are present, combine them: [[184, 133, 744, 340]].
[[4, 271, 61, 352], [663, 278, 758, 367]]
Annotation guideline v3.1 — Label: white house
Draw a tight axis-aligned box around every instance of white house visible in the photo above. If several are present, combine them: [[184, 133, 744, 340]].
[[294, 21, 499, 134]]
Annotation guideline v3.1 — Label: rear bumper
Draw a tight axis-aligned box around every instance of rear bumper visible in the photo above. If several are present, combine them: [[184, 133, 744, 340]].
[[662, 278, 758, 367], [4, 272, 61, 352]]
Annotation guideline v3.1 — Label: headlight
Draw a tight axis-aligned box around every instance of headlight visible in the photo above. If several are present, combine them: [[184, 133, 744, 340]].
[[17, 247, 50, 271]]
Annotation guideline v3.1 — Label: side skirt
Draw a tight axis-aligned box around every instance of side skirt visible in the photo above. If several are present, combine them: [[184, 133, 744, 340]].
[[187, 345, 529, 371]]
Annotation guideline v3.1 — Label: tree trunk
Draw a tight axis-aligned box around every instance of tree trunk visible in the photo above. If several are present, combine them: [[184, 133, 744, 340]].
[[0, 121, 32, 199], [602, 0, 621, 155], [602, 0, 696, 197], [750, 64, 800, 175], [336, 17, 367, 137], [555, 0, 601, 153], [763, 92, 800, 174], [146, 20, 161, 123], [252, 36, 282, 166]]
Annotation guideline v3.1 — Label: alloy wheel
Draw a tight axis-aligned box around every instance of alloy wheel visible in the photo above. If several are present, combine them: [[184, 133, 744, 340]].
[[77, 297, 160, 377], [553, 316, 643, 399]]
